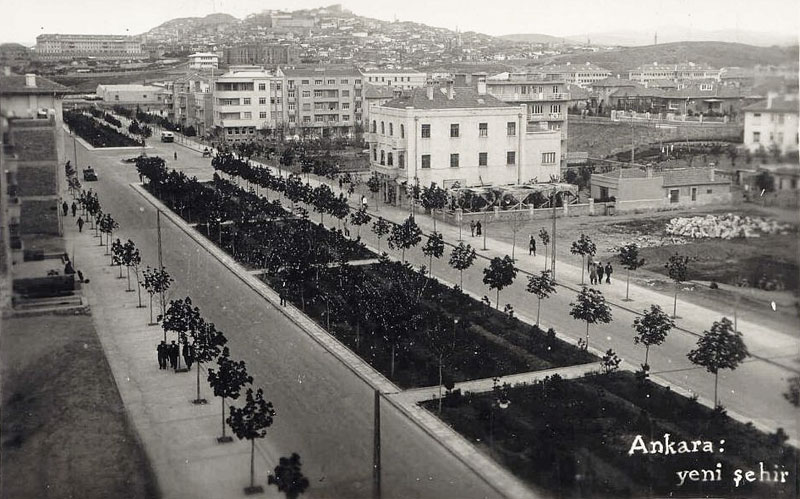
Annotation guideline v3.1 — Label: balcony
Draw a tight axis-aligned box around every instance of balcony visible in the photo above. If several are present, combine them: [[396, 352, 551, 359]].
[[495, 92, 570, 102]]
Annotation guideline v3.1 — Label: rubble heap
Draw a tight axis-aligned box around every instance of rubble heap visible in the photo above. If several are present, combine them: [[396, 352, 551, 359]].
[[665, 213, 792, 239]]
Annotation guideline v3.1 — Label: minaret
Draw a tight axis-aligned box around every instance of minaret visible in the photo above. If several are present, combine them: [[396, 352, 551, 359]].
[[654, 31, 658, 45]]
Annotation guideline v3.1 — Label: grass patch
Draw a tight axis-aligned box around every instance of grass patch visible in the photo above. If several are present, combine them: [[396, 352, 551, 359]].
[[425, 371, 799, 498], [1, 314, 159, 499]]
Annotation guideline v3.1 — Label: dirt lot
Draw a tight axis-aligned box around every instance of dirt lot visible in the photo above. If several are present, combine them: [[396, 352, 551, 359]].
[[482, 202, 800, 335], [1, 314, 158, 499]]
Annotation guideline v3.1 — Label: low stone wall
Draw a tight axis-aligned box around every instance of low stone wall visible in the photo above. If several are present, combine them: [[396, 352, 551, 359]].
[[441, 200, 615, 224]]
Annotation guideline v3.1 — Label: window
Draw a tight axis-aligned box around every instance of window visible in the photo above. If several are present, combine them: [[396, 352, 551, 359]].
[[342, 90, 350, 97], [341, 79, 349, 84], [258, 97, 266, 105], [243, 112, 252, 119], [302, 103, 311, 111], [259, 112, 267, 119], [387, 152, 393, 166], [479, 152, 488, 166], [479, 123, 488, 137], [355, 79, 361, 85], [380, 150, 385, 165], [542, 152, 556, 164], [753, 131, 761, 143], [276, 84, 281, 91], [303, 116, 311, 123], [421, 154, 431, 168], [288, 90, 295, 98], [398, 153, 405, 168], [421, 124, 431, 138], [373, 148, 377, 161], [314, 79, 323, 85], [691, 187, 697, 201], [314, 90, 323, 98], [531, 104, 543, 114], [550, 104, 561, 113], [450, 124, 460, 138], [450, 153, 460, 168], [707, 188, 713, 194], [258, 83, 266, 91], [669, 189, 679, 204], [302, 90, 311, 98], [342, 102, 350, 110], [400, 124, 405, 138], [700, 83, 713, 91], [288, 103, 295, 111], [507, 151, 516, 165], [507, 122, 516, 136], [371, 120, 376, 133], [381, 121, 385, 134], [341, 115, 349, 121], [327, 79, 335, 85], [552, 85, 559, 93], [389, 123, 393, 136]]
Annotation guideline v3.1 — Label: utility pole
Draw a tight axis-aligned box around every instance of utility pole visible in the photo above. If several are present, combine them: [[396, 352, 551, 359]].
[[373, 389, 381, 499], [551, 185, 557, 281], [630, 119, 635, 164]]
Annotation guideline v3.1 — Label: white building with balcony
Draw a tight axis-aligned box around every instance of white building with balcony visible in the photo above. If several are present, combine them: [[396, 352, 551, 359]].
[[361, 69, 427, 89], [188, 52, 219, 70], [366, 79, 562, 203], [742, 93, 799, 156], [212, 67, 282, 141]]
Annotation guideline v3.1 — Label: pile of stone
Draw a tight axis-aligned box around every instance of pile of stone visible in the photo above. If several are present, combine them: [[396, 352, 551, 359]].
[[607, 234, 687, 253], [665, 213, 792, 239]]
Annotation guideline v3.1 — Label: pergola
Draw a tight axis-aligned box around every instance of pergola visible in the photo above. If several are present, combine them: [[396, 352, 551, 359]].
[[448, 183, 579, 213]]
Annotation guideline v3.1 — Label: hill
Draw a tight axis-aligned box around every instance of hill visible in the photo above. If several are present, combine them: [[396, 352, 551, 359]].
[[140, 13, 239, 37], [531, 41, 799, 74], [564, 28, 797, 47], [499, 33, 567, 45]]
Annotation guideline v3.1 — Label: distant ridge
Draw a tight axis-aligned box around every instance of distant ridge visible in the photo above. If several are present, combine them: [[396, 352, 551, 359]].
[[498, 33, 567, 44]]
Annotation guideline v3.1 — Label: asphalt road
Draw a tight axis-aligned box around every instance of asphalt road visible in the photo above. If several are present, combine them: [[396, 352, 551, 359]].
[[68, 136, 511, 499]]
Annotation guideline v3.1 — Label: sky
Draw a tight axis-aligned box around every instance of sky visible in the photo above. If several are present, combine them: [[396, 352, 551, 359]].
[[1, 0, 798, 45]]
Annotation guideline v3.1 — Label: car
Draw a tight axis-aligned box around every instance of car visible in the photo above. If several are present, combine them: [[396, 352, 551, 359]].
[[83, 167, 98, 181]]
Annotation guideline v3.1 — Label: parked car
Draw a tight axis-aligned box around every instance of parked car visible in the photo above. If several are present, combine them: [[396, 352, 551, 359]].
[[83, 167, 98, 181]]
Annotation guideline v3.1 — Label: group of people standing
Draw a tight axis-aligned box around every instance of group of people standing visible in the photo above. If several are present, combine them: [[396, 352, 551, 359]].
[[589, 261, 613, 285], [469, 219, 483, 237], [157, 340, 195, 371]]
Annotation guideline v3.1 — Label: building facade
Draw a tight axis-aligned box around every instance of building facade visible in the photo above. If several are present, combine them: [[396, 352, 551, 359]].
[[279, 66, 364, 138], [96, 84, 171, 109], [366, 81, 561, 202], [188, 52, 219, 70], [212, 67, 282, 141], [538, 63, 612, 88], [171, 74, 213, 136], [223, 44, 300, 67], [742, 94, 800, 155], [35, 34, 146, 61], [629, 63, 721, 84], [361, 69, 427, 89]]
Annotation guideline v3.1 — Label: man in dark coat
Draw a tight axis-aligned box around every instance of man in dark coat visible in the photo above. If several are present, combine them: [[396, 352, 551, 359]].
[[168, 341, 179, 370], [183, 342, 194, 370], [475, 221, 482, 236], [157, 341, 167, 369], [597, 262, 605, 284], [62, 201, 69, 216], [77, 216, 85, 232], [529, 234, 536, 256], [71, 202, 78, 217], [605, 262, 613, 284]]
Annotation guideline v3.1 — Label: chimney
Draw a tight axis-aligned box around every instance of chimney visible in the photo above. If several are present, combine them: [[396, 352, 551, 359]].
[[446, 79, 454, 100], [25, 73, 36, 88], [476, 75, 486, 95], [709, 168, 715, 182], [426, 79, 435, 100], [767, 91, 777, 109]]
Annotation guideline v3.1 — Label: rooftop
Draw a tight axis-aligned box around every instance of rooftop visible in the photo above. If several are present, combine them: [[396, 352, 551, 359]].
[[0, 74, 72, 95], [363, 84, 397, 99], [361, 68, 425, 74], [282, 66, 362, 77], [742, 95, 799, 113], [591, 77, 639, 88], [96, 84, 169, 92], [380, 86, 513, 110]]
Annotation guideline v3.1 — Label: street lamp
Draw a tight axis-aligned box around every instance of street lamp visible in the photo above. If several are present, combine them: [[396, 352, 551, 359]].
[[489, 377, 511, 450]]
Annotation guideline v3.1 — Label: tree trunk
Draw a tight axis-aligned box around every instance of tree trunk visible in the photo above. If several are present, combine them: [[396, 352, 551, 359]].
[[460, 270, 464, 290], [585, 321, 590, 349], [433, 211, 437, 232], [496, 289, 500, 309], [536, 297, 542, 326], [196, 360, 201, 402], [149, 295, 154, 324], [250, 439, 255, 488], [391, 344, 396, 379], [438, 356, 443, 414], [544, 245, 548, 271], [221, 397, 226, 438], [126, 266, 132, 291], [644, 345, 650, 368], [136, 272, 143, 307], [714, 371, 719, 408], [581, 256, 586, 285], [673, 282, 679, 318], [625, 269, 631, 301], [511, 232, 516, 261], [401, 248, 405, 263], [429, 255, 433, 276]]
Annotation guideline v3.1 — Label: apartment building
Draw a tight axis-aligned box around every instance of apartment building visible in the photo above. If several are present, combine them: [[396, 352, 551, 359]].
[[361, 69, 427, 89], [629, 63, 721, 84], [279, 66, 364, 138], [188, 52, 219, 70], [483, 72, 569, 166], [366, 79, 561, 202], [35, 34, 146, 61], [743, 93, 799, 155], [212, 67, 283, 141], [223, 44, 300, 67], [171, 74, 213, 136], [538, 63, 612, 88]]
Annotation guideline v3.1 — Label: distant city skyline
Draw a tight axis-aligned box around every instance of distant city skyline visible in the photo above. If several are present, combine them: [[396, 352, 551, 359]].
[[2, 0, 798, 45]]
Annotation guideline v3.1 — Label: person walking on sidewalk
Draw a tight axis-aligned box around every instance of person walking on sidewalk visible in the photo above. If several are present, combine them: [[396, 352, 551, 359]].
[[476, 221, 482, 236], [597, 262, 605, 284], [605, 262, 613, 284], [77, 216, 85, 232], [183, 342, 194, 370], [157, 341, 167, 370], [361, 195, 368, 211], [62, 201, 69, 216], [589, 262, 598, 285], [279, 281, 288, 306], [168, 341, 179, 370], [529, 234, 536, 256], [71, 202, 77, 217], [470, 220, 476, 237]]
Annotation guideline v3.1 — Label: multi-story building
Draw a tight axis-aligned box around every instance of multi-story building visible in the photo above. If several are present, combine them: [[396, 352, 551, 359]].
[[361, 69, 427, 89], [96, 84, 171, 111], [483, 72, 569, 166], [279, 66, 364, 138], [188, 52, 219, 70], [223, 44, 300, 67], [212, 66, 283, 141], [366, 79, 562, 202], [363, 84, 396, 136], [742, 93, 799, 155], [629, 63, 721, 84], [537, 63, 612, 88], [35, 34, 146, 61], [171, 74, 213, 136]]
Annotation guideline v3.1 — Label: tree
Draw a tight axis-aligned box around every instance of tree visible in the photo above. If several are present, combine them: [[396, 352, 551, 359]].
[[387, 215, 422, 262], [122, 239, 141, 293], [538, 228, 550, 271], [228, 388, 276, 494], [311, 183, 336, 224], [526, 270, 556, 326], [569, 287, 612, 349], [371, 217, 391, 253], [268, 453, 310, 499], [687, 317, 749, 407], [207, 347, 253, 443], [349, 208, 371, 238], [727, 147, 739, 167], [423, 321, 457, 414], [600, 349, 621, 374], [141, 266, 173, 325], [366, 173, 381, 204], [570, 233, 596, 285], [632, 304, 674, 370], [449, 242, 476, 289], [160, 297, 203, 365], [420, 183, 448, 231], [508, 212, 527, 261], [482, 256, 517, 309], [784, 376, 800, 408], [421, 232, 445, 276], [111, 238, 125, 275], [190, 321, 227, 404], [619, 243, 646, 301], [99, 214, 119, 253], [665, 253, 689, 318]]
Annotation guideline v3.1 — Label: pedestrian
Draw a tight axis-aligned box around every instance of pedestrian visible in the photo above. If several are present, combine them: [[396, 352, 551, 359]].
[[361, 195, 368, 211], [279, 281, 287, 306], [168, 341, 179, 370], [77, 216, 85, 232], [183, 342, 194, 370], [476, 221, 482, 236], [64, 259, 75, 275], [589, 262, 598, 285], [597, 262, 605, 284], [157, 341, 167, 369], [470, 220, 476, 237], [71, 202, 77, 217], [174, 151, 177, 160], [605, 262, 613, 284], [62, 201, 69, 216], [529, 234, 536, 256]]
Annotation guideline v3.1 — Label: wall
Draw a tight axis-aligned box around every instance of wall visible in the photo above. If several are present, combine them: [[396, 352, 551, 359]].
[[569, 116, 743, 158]]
